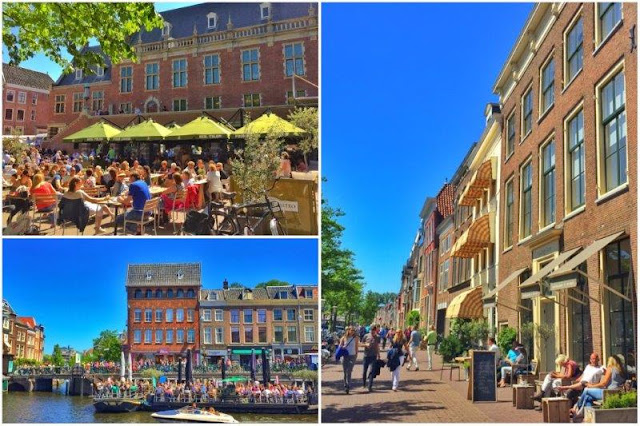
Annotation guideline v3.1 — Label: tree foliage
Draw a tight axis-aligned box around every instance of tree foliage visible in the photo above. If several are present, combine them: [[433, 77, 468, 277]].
[[51, 344, 64, 366], [405, 310, 420, 328], [229, 282, 244, 289], [3, 3, 164, 73], [359, 291, 380, 325], [287, 107, 318, 163], [92, 330, 122, 363], [254, 279, 290, 289]]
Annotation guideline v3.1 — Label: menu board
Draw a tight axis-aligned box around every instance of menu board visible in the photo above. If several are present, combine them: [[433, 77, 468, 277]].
[[471, 350, 497, 402]]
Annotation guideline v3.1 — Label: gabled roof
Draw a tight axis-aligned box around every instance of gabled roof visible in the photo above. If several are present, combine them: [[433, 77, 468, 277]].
[[56, 46, 112, 86], [126, 263, 201, 287], [3, 63, 53, 90], [266, 285, 297, 299], [16, 316, 37, 328], [2, 299, 16, 316]]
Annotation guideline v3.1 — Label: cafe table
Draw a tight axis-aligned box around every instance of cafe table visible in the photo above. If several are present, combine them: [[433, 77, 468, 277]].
[[96, 197, 124, 235], [150, 173, 163, 184], [455, 356, 472, 381], [192, 178, 208, 209], [149, 186, 165, 197]]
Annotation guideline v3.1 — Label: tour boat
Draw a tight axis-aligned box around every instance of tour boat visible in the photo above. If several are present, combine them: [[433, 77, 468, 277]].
[[93, 396, 145, 413], [151, 406, 239, 423]]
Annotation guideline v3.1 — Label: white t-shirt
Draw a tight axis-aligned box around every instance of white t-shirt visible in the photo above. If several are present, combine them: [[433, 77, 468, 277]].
[[488, 344, 501, 365], [581, 364, 605, 384], [206, 170, 222, 193]]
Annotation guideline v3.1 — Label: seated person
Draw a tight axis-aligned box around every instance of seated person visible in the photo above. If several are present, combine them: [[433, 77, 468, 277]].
[[498, 342, 526, 387], [61, 177, 113, 234], [111, 172, 129, 196], [159, 173, 186, 216], [30, 173, 59, 213], [533, 354, 581, 400], [557, 352, 605, 404], [570, 356, 625, 417], [115, 172, 152, 232]]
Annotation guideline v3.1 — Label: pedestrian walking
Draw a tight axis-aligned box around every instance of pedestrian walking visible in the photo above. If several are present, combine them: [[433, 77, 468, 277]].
[[388, 329, 409, 391], [339, 326, 359, 394], [424, 325, 437, 370], [407, 326, 422, 371], [379, 326, 388, 350], [361, 324, 380, 392]]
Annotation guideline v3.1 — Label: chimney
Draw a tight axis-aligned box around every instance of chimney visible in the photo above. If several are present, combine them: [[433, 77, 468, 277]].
[[223, 279, 229, 290]]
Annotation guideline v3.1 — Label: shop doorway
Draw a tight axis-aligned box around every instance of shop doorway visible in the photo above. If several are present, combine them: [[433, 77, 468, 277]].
[[541, 300, 556, 371]]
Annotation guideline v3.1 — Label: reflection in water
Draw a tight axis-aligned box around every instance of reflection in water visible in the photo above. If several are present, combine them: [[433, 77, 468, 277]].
[[2, 391, 316, 423]]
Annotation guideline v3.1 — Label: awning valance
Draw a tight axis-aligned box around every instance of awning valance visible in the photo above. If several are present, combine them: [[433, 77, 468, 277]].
[[63, 121, 122, 142], [445, 286, 484, 319], [451, 212, 494, 258], [484, 267, 528, 299], [112, 119, 172, 141], [518, 247, 581, 299], [459, 158, 496, 206]]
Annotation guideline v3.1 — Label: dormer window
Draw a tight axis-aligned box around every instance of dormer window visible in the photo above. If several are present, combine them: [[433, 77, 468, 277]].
[[145, 270, 152, 281], [208, 292, 217, 301], [177, 269, 184, 280], [207, 12, 218, 29], [162, 22, 172, 37], [75, 69, 82, 80], [260, 2, 271, 20], [96, 66, 104, 77], [279, 290, 288, 299]]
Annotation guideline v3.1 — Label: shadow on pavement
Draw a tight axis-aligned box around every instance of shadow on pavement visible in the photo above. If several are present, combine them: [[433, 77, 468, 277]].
[[322, 399, 446, 423]]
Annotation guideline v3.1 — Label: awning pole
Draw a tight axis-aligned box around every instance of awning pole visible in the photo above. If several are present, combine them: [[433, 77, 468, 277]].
[[542, 294, 567, 308], [576, 270, 631, 302], [566, 293, 587, 306], [571, 286, 601, 304]]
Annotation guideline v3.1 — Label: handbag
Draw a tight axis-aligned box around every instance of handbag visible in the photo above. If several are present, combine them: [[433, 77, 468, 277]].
[[335, 337, 355, 361]]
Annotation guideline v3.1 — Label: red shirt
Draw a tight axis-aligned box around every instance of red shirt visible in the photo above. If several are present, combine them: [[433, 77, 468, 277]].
[[31, 182, 57, 210]]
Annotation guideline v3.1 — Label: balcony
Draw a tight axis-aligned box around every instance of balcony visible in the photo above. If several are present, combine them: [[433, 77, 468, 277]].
[[475, 265, 497, 297]]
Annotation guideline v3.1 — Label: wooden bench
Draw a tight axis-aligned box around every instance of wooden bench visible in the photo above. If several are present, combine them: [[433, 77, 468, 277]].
[[542, 397, 570, 423]]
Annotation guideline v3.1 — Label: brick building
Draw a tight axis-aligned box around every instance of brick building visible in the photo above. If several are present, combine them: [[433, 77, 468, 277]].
[[494, 2, 636, 372], [419, 197, 437, 329], [2, 300, 45, 367], [199, 282, 318, 364], [2, 63, 53, 136], [125, 263, 201, 364], [47, 2, 318, 142]]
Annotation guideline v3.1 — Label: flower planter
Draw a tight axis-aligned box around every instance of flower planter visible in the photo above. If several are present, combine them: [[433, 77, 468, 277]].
[[584, 406, 637, 423]]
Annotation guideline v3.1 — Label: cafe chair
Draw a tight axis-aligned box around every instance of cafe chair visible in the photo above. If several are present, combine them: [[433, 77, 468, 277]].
[[58, 197, 92, 235], [31, 193, 59, 234], [440, 360, 462, 381], [169, 188, 188, 234], [123, 198, 160, 236], [82, 187, 100, 198]]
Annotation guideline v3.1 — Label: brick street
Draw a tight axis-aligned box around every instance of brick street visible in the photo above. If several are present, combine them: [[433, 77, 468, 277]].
[[321, 347, 545, 423]]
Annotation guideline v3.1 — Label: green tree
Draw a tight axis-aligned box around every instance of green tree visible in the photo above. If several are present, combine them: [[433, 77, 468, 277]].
[[287, 107, 318, 165], [360, 291, 380, 325], [3, 3, 164, 73], [229, 282, 244, 289], [255, 279, 290, 289], [405, 310, 420, 328], [92, 330, 122, 362], [51, 344, 64, 366]]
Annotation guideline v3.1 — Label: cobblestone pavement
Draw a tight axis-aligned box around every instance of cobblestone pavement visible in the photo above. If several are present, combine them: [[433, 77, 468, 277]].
[[321, 348, 545, 423]]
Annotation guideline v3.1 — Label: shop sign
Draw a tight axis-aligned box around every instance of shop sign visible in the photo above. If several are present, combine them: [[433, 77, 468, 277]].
[[268, 197, 299, 213], [206, 350, 227, 356], [548, 272, 578, 291]]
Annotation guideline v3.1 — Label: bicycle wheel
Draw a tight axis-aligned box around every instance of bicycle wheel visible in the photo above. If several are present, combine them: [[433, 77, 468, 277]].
[[213, 212, 238, 235]]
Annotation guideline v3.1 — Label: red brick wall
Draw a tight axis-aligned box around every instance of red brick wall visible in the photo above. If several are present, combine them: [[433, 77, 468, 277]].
[[2, 86, 51, 135]]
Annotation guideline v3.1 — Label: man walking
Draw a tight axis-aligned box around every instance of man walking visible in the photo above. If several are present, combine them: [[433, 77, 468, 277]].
[[407, 326, 422, 371], [361, 324, 380, 392], [425, 325, 437, 371]]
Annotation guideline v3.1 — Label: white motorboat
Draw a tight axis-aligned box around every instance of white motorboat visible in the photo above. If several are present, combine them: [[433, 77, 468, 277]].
[[151, 406, 239, 423]]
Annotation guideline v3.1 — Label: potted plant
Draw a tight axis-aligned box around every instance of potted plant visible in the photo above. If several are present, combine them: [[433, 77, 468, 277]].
[[584, 391, 637, 423]]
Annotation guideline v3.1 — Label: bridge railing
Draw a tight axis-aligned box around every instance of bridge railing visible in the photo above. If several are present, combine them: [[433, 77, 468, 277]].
[[151, 393, 309, 405]]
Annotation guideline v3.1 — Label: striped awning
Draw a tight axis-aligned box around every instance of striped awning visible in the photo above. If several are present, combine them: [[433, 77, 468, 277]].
[[459, 158, 496, 206], [451, 212, 494, 258], [446, 286, 484, 319]]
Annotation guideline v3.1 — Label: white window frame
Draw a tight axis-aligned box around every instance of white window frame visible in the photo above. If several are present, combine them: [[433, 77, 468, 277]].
[[521, 84, 533, 141], [207, 12, 217, 29], [32, 93, 38, 105], [519, 157, 533, 241], [563, 101, 586, 215], [504, 176, 515, 250], [17, 92, 26, 104], [75, 69, 82, 80], [303, 309, 313, 321], [203, 327, 212, 345], [204, 96, 221, 110], [155, 329, 162, 344], [203, 54, 221, 85], [144, 329, 152, 344], [133, 330, 142, 344], [30, 110, 36, 121], [96, 66, 104, 77], [563, 10, 583, 88], [595, 3, 623, 48], [145, 62, 159, 91], [173, 98, 187, 112], [214, 309, 223, 321], [304, 326, 315, 343], [6, 90, 15, 102], [166, 330, 173, 344], [539, 53, 555, 116], [241, 49, 260, 82], [203, 309, 211, 322], [215, 327, 224, 344], [538, 136, 556, 229], [260, 2, 271, 20], [172, 58, 188, 88]]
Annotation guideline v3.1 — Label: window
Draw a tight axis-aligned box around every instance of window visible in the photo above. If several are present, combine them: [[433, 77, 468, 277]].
[[32, 93, 37, 105], [257, 309, 267, 323], [72, 93, 83, 113], [145, 309, 152, 322], [243, 309, 253, 323], [155, 289, 163, 298], [207, 12, 217, 29], [187, 329, 195, 343], [215, 327, 223, 344], [279, 291, 288, 300], [284, 43, 304, 77], [134, 289, 142, 299], [120, 66, 132, 93], [144, 329, 152, 344], [172, 59, 187, 88], [567, 108, 585, 210], [203, 309, 211, 322], [245, 326, 254, 343], [274, 326, 283, 343], [260, 2, 271, 20], [75, 69, 82, 80], [4, 109, 12, 120], [173, 99, 187, 111], [599, 70, 627, 192], [230, 309, 240, 323], [177, 289, 184, 298], [186, 289, 195, 298], [96, 66, 104, 77], [205, 96, 221, 109], [605, 238, 633, 366], [305, 289, 313, 298], [6, 90, 14, 102], [176, 329, 184, 343], [55, 95, 65, 114], [176, 308, 184, 322], [521, 88, 533, 138], [187, 309, 194, 322], [520, 161, 533, 238], [287, 309, 296, 321], [204, 54, 220, 84], [166, 309, 173, 323], [162, 22, 171, 37], [167, 289, 174, 298], [203, 327, 212, 344], [243, 93, 260, 107], [597, 3, 622, 44], [92, 91, 104, 111], [214, 309, 223, 321], [505, 112, 515, 157], [541, 140, 556, 226], [304, 326, 315, 343], [166, 330, 173, 344], [287, 326, 297, 342], [134, 330, 141, 344], [565, 17, 583, 83], [273, 309, 282, 321], [287, 90, 306, 105], [146, 289, 153, 298], [439, 259, 450, 288], [145, 63, 159, 90], [155, 330, 163, 344], [540, 58, 555, 113], [17, 92, 26, 104], [303, 309, 313, 321], [119, 103, 132, 114], [231, 327, 240, 343], [504, 178, 514, 248], [134, 309, 141, 323], [16, 110, 24, 121], [242, 49, 260, 81], [155, 309, 163, 323]]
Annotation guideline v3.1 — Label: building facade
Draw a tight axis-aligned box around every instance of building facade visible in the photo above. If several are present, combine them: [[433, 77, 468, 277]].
[[494, 2, 636, 372], [125, 263, 202, 364], [2, 300, 45, 365], [47, 2, 318, 139], [2, 63, 53, 136]]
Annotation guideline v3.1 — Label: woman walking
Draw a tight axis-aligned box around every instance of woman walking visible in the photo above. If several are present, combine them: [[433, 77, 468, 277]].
[[339, 326, 358, 394], [388, 329, 409, 391]]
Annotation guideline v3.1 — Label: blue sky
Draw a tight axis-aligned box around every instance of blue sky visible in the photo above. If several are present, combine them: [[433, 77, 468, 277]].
[[322, 3, 533, 294], [2, 2, 198, 81], [3, 239, 317, 354]]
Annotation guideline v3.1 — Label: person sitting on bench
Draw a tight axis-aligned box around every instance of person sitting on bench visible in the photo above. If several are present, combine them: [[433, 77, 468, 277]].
[[533, 354, 581, 401]]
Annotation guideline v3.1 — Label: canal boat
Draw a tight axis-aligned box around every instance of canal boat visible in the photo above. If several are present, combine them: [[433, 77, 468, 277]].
[[151, 407, 238, 423], [93, 395, 145, 413]]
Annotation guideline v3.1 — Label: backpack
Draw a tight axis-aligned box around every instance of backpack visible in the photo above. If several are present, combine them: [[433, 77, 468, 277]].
[[183, 210, 212, 235]]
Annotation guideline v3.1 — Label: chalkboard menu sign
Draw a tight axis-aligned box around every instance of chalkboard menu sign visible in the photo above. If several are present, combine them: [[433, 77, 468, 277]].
[[471, 350, 497, 402]]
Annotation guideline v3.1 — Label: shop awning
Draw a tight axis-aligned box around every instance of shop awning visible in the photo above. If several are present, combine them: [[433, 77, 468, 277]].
[[483, 267, 528, 299], [451, 212, 494, 258], [231, 349, 268, 355], [445, 286, 484, 319], [459, 158, 496, 206], [63, 121, 122, 142], [233, 112, 306, 137], [112, 119, 172, 141], [519, 247, 582, 299], [166, 116, 232, 140]]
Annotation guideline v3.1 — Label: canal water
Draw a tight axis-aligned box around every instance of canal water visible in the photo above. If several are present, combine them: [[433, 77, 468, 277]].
[[2, 391, 316, 423]]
